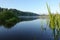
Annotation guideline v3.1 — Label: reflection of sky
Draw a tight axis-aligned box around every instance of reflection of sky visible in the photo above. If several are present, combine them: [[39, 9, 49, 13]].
[[0, 0, 60, 14], [0, 19, 57, 40]]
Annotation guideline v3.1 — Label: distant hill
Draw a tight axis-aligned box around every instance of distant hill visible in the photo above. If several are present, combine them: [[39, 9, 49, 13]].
[[0, 7, 40, 16]]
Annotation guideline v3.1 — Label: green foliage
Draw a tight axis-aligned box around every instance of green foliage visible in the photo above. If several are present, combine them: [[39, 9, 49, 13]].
[[4, 17, 19, 28], [0, 10, 16, 19], [0, 8, 19, 28], [46, 3, 60, 40], [0, 8, 39, 16], [46, 3, 60, 30], [46, 3, 55, 29], [0, 7, 39, 28]]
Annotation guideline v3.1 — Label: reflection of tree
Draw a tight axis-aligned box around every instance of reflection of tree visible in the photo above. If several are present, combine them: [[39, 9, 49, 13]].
[[0, 18, 38, 28], [4, 21, 18, 28], [49, 26, 60, 40], [0, 18, 19, 28]]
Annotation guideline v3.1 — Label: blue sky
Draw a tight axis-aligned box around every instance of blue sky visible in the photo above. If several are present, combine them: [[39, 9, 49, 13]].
[[0, 0, 60, 14]]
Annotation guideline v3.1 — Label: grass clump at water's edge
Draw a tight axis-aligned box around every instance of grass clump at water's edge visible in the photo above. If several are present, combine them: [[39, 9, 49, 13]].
[[46, 3, 60, 30]]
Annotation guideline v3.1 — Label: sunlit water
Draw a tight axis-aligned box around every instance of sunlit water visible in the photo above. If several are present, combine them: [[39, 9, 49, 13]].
[[0, 18, 60, 40]]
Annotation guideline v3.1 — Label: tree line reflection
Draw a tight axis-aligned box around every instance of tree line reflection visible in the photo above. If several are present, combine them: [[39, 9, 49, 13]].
[[0, 18, 38, 28]]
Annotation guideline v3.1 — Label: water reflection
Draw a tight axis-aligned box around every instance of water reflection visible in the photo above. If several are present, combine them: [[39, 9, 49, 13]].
[[49, 23, 60, 40], [0, 18, 38, 28], [40, 19, 60, 40], [50, 27, 60, 40]]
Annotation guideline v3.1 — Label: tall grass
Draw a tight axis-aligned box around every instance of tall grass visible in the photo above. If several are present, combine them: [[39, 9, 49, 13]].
[[46, 3, 60, 30], [46, 3, 60, 40], [46, 3, 55, 30]]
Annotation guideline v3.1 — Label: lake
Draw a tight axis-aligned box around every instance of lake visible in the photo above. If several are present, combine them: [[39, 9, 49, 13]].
[[0, 18, 60, 40]]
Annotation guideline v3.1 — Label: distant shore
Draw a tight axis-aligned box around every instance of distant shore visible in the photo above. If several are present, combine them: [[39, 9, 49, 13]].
[[18, 15, 49, 19], [39, 15, 49, 19]]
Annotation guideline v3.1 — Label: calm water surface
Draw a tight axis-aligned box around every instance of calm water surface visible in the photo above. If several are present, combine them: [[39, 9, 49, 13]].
[[0, 18, 60, 40]]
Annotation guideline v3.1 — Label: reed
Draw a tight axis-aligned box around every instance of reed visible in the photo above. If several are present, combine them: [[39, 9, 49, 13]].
[[46, 3, 60, 40], [46, 3, 60, 30], [46, 3, 55, 29]]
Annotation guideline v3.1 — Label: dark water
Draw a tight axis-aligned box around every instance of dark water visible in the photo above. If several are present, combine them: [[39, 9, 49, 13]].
[[0, 18, 60, 40]]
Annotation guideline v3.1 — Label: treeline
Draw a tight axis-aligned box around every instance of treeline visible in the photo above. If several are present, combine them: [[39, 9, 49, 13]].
[[0, 7, 39, 27], [0, 7, 39, 16], [0, 7, 19, 27]]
